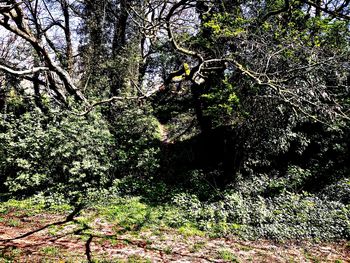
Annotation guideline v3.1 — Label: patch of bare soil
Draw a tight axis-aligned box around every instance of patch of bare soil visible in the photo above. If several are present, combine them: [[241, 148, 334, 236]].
[[0, 211, 349, 262]]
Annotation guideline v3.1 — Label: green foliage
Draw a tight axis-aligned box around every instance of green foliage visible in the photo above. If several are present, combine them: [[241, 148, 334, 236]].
[[173, 188, 350, 240], [125, 255, 152, 263], [0, 109, 114, 199], [217, 249, 239, 262], [201, 77, 241, 127], [6, 88, 24, 111], [0, 247, 21, 262], [40, 246, 61, 257], [110, 104, 161, 180], [320, 179, 350, 204], [268, 166, 312, 194], [183, 63, 191, 76], [0, 197, 72, 218], [95, 197, 188, 232], [178, 223, 205, 237], [203, 13, 248, 38]]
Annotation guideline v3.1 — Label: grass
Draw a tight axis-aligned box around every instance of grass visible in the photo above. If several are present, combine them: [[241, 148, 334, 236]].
[[189, 241, 207, 252], [0, 198, 71, 215], [217, 249, 239, 262], [178, 223, 205, 237], [237, 244, 253, 252], [40, 246, 61, 256], [47, 225, 59, 236], [101, 255, 152, 263], [91, 197, 189, 234], [164, 245, 173, 254], [126, 255, 152, 263], [303, 249, 322, 263], [0, 208, 8, 214], [6, 218, 21, 227], [0, 248, 21, 262]]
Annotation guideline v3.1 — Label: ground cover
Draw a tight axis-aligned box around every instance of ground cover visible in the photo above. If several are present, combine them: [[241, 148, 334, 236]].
[[0, 199, 349, 262]]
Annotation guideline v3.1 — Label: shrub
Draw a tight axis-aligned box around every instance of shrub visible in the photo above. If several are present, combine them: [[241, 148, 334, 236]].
[[110, 104, 161, 180], [0, 109, 114, 199], [320, 179, 350, 204]]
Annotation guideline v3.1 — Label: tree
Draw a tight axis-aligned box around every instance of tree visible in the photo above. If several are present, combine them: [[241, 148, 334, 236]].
[[0, 0, 349, 186]]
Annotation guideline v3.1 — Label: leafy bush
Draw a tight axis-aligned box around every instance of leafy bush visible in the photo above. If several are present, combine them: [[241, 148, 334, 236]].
[[109, 103, 161, 180], [320, 179, 350, 204], [0, 109, 114, 199]]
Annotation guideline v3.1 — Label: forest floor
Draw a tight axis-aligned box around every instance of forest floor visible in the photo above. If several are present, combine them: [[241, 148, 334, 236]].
[[0, 200, 349, 263]]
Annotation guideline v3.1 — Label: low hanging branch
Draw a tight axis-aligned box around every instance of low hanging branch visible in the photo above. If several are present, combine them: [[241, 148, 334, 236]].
[[75, 94, 155, 116], [224, 57, 350, 124], [0, 64, 49, 75]]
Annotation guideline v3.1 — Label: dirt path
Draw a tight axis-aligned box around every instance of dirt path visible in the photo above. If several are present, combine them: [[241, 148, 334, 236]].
[[158, 123, 171, 144]]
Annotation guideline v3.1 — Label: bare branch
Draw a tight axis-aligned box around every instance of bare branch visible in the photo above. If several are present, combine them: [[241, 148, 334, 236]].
[[166, 0, 204, 62], [303, 0, 350, 20], [0, 0, 87, 103], [0, 64, 49, 75]]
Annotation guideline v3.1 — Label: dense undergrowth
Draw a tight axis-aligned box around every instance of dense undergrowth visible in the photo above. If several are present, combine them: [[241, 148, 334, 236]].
[[0, 105, 350, 242], [1, 182, 349, 242]]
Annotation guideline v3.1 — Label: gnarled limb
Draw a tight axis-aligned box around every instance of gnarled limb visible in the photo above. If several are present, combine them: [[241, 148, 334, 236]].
[[0, 0, 87, 103], [165, 0, 204, 62]]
